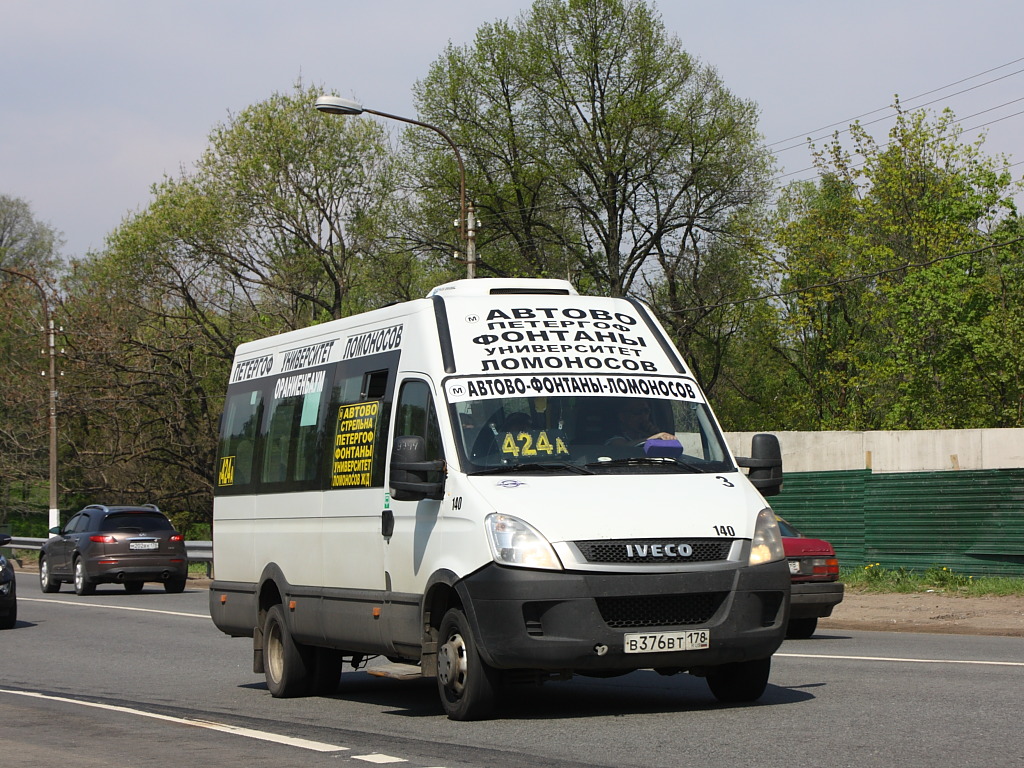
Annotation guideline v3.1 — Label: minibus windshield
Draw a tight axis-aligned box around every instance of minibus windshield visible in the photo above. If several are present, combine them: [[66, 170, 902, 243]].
[[444, 375, 734, 475]]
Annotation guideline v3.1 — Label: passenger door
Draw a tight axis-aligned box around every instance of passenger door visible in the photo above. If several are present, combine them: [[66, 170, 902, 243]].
[[383, 378, 446, 648]]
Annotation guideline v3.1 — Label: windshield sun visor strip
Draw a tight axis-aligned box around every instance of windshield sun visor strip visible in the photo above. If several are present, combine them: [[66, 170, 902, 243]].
[[432, 294, 456, 373]]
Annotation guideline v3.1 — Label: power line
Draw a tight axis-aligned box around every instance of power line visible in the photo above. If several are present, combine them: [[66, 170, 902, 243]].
[[768, 56, 1024, 151], [773, 101, 1024, 188]]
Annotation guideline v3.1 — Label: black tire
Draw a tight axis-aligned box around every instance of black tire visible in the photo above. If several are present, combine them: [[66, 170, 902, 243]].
[[706, 657, 772, 703], [124, 581, 145, 594], [73, 558, 96, 596], [38, 556, 61, 593], [263, 604, 314, 698], [309, 647, 344, 695], [436, 607, 498, 721], [164, 577, 187, 594], [786, 617, 818, 639]]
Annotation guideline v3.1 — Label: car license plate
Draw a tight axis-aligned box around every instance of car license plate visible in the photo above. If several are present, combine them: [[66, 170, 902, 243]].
[[624, 629, 710, 653], [789, 561, 801, 574], [129, 541, 158, 550]]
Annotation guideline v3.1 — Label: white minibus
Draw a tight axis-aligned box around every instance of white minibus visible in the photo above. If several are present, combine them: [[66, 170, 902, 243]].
[[209, 277, 788, 720]]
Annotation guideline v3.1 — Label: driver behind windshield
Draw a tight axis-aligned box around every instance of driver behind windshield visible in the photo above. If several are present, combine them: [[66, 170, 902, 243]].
[[605, 401, 675, 446]]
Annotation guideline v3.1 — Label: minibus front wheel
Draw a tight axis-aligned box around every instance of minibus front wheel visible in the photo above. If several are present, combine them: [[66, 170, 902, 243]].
[[436, 607, 499, 720], [705, 656, 772, 703]]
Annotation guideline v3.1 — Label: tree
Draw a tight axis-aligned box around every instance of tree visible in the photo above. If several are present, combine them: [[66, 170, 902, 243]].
[[411, 0, 776, 300], [772, 104, 1023, 429], [0, 194, 64, 522], [0, 193, 63, 275], [57, 84, 412, 524]]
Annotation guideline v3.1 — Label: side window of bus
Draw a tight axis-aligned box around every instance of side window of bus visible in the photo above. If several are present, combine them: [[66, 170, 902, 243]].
[[393, 380, 444, 463], [326, 367, 390, 489], [261, 372, 328, 488], [217, 389, 263, 491]]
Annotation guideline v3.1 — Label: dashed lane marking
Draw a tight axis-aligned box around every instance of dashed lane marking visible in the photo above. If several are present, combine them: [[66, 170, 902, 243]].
[[20, 596, 207, 619]]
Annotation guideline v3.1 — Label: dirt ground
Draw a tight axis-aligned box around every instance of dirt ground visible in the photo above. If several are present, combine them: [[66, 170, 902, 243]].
[[820, 590, 1024, 637], [9, 561, 1024, 637]]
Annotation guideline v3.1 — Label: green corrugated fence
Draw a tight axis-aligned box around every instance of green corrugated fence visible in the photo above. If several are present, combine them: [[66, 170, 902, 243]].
[[769, 468, 1024, 577]]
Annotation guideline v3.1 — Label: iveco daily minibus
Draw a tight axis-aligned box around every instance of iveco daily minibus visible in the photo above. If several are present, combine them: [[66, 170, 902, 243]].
[[209, 277, 788, 720]]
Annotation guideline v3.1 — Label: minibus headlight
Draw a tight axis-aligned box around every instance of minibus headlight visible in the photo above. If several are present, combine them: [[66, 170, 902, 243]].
[[748, 507, 785, 566], [485, 513, 562, 570]]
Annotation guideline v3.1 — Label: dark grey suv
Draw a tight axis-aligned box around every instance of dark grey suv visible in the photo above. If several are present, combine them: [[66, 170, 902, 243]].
[[39, 505, 188, 595]]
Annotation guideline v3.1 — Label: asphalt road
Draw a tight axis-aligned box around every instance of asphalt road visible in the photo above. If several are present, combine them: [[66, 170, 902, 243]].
[[4, 580, 1024, 768]]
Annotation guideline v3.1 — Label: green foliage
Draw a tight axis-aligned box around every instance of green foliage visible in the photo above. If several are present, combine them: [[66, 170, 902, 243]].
[[0, 193, 64, 272], [54, 83, 420, 522], [768, 102, 1024, 430], [7, 4, 1024, 524], [0, 195, 64, 516], [842, 563, 1023, 596], [4, 510, 50, 538], [412, 0, 775, 300]]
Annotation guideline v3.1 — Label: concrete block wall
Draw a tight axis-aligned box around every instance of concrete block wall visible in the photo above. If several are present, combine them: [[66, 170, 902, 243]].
[[725, 428, 1024, 474]]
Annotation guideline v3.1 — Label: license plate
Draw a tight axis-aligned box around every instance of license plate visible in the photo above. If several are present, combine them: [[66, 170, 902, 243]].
[[624, 629, 710, 653], [789, 560, 801, 574], [129, 541, 158, 550]]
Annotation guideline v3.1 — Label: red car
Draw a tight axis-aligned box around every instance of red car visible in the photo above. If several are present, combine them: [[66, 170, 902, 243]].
[[778, 516, 844, 638]]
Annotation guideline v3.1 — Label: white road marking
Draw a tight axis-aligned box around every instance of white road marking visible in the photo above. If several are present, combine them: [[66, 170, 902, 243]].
[[20, 596, 207, 619], [0, 688, 348, 752], [778, 652, 1024, 667], [352, 755, 408, 763]]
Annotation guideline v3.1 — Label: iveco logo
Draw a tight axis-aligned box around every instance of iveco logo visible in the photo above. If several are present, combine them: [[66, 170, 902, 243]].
[[625, 543, 693, 558]]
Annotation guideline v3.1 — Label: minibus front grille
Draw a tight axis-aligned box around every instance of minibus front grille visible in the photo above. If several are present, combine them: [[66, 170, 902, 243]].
[[596, 593, 727, 629], [574, 539, 732, 565]]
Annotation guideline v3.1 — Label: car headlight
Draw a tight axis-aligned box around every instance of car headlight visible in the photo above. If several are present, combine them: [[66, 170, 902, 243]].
[[748, 507, 785, 566], [485, 513, 562, 570]]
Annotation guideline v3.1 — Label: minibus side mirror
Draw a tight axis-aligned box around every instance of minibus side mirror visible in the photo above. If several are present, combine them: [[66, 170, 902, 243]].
[[390, 435, 445, 502], [735, 433, 783, 497]]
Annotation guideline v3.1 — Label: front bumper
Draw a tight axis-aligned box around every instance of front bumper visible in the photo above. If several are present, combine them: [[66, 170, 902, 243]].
[[789, 581, 844, 619], [458, 560, 791, 672]]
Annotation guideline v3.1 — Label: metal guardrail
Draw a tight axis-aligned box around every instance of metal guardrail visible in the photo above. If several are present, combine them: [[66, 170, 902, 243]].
[[3, 537, 213, 565]]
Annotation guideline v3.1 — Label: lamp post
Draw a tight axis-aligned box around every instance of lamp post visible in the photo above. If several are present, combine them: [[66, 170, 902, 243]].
[[0, 266, 59, 531], [314, 95, 477, 278]]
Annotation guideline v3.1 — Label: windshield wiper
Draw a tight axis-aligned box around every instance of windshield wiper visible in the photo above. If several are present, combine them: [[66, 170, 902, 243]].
[[471, 461, 594, 476], [584, 456, 707, 473]]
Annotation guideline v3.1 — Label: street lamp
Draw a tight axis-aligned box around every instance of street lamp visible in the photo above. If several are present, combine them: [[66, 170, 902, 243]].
[[314, 95, 477, 278], [0, 267, 59, 531]]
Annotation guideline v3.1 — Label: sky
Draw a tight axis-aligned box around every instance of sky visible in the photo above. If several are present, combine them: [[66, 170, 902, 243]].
[[3, 0, 1023, 260]]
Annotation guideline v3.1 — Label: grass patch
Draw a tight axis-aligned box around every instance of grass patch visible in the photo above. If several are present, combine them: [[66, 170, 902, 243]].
[[842, 563, 1024, 597]]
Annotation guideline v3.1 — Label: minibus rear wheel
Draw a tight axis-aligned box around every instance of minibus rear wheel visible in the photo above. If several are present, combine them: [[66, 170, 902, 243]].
[[263, 604, 314, 697], [436, 608, 498, 720]]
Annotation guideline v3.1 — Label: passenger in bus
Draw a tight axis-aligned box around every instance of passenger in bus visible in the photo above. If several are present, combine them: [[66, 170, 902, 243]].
[[501, 411, 533, 433]]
